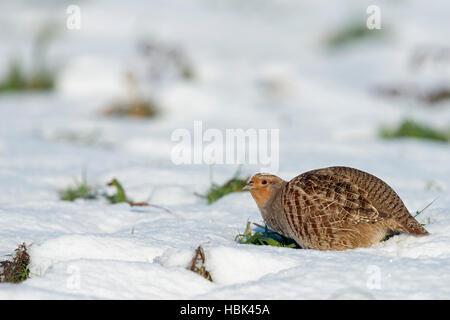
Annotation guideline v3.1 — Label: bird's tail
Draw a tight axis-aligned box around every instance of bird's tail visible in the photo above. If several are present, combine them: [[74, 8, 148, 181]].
[[397, 214, 429, 236]]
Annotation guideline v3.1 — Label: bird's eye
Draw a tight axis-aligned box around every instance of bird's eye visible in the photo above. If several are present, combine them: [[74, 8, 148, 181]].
[[261, 180, 267, 185]]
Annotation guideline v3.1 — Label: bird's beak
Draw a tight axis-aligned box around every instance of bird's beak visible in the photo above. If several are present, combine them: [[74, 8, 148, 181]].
[[243, 181, 254, 191]]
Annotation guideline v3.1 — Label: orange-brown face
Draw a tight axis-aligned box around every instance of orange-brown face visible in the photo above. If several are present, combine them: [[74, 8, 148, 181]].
[[244, 173, 284, 208]]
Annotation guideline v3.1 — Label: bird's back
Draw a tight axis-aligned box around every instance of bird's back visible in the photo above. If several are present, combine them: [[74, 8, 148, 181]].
[[280, 166, 428, 250]]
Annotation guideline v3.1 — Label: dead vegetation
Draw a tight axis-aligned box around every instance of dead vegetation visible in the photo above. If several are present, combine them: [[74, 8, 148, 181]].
[[375, 45, 450, 105], [102, 38, 194, 119], [102, 71, 160, 119], [375, 83, 450, 105], [0, 243, 31, 284], [188, 245, 213, 282], [409, 45, 450, 72], [137, 38, 194, 82]]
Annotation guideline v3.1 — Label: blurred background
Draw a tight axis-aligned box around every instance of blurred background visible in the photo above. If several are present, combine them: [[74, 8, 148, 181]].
[[0, 0, 449, 206]]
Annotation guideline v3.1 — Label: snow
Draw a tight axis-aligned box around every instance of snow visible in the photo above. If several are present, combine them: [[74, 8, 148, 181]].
[[0, 0, 450, 299]]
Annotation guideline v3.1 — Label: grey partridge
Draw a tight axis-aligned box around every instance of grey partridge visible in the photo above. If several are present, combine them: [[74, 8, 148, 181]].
[[244, 166, 429, 250]]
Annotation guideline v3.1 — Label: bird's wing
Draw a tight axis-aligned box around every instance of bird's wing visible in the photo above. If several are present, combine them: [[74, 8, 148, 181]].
[[283, 169, 389, 226]]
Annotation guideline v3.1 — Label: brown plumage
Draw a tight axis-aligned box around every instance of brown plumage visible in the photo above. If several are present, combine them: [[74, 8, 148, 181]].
[[244, 166, 428, 250]]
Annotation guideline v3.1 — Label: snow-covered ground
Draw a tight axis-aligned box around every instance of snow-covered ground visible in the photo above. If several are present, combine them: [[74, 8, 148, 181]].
[[0, 0, 449, 299]]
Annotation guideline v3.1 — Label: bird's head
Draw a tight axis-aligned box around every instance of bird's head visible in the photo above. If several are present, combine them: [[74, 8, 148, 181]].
[[244, 173, 285, 207]]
